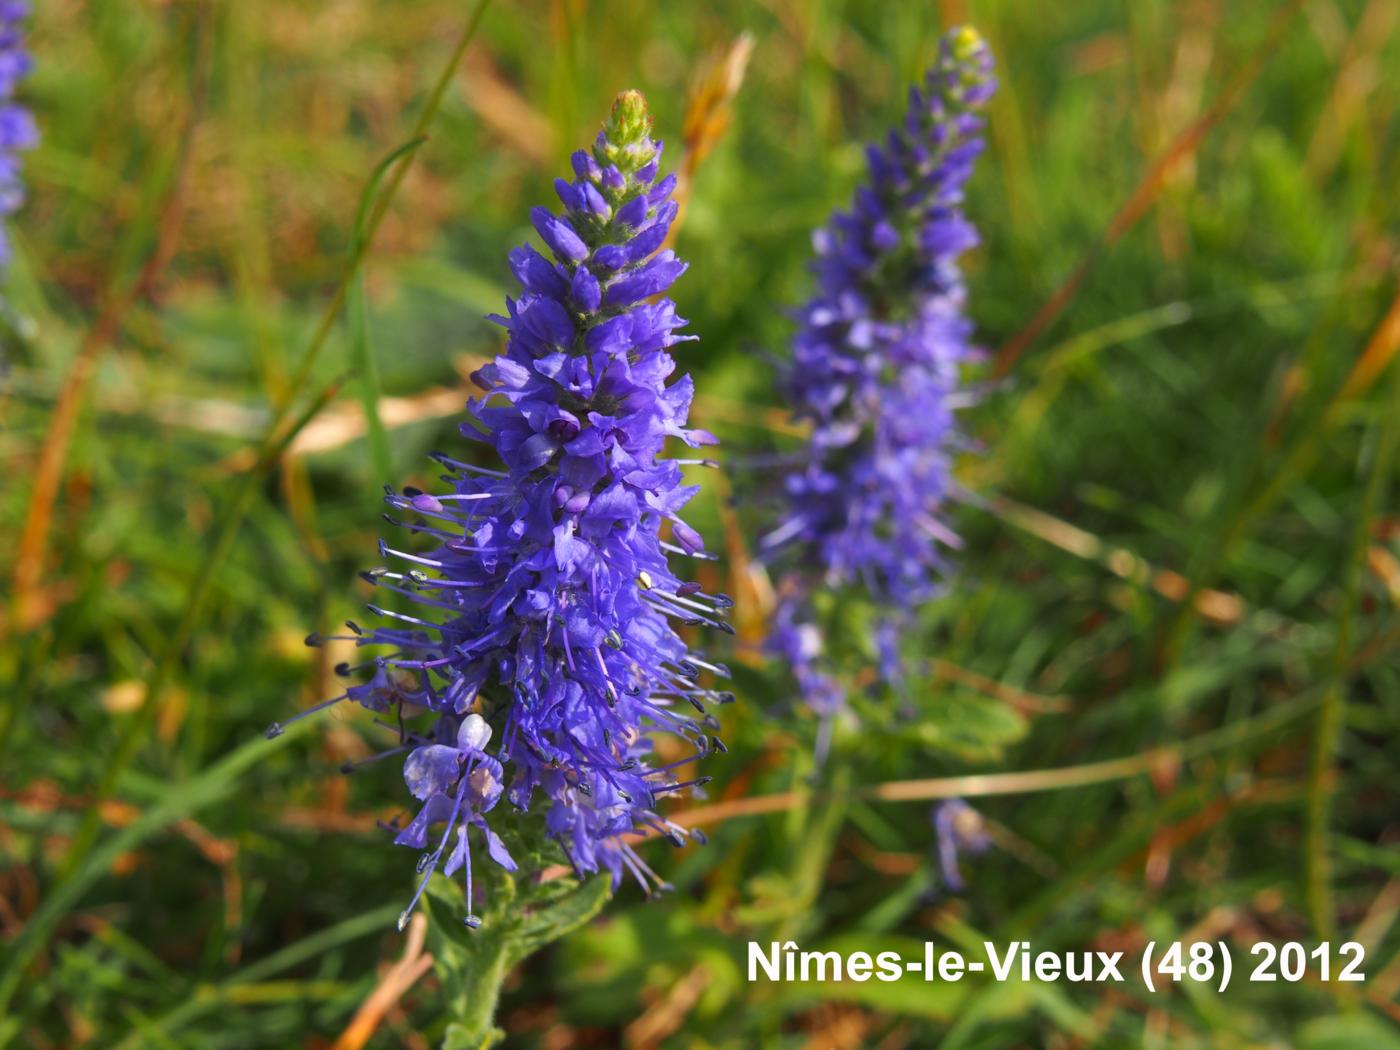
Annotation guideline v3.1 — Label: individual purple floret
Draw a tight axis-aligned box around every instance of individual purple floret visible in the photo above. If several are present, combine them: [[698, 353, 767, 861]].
[[763, 28, 995, 745], [280, 91, 731, 929], [0, 1, 37, 271], [933, 798, 993, 891]]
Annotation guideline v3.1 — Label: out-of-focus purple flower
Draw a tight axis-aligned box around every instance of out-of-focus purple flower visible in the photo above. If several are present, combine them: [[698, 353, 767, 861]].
[[0, 1, 36, 271], [933, 798, 992, 891], [280, 91, 731, 929], [763, 28, 995, 735]]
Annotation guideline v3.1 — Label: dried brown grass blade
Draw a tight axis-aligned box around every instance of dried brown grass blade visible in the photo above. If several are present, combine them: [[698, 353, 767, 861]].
[[8, 15, 212, 634], [331, 912, 433, 1050], [1335, 280, 1400, 405], [623, 963, 711, 1049], [460, 48, 554, 164], [666, 32, 755, 246], [1305, 0, 1399, 178], [992, 0, 1304, 376], [988, 495, 1245, 624]]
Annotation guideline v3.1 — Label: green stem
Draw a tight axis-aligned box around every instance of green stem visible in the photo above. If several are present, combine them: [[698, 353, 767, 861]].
[[424, 868, 611, 1049], [442, 940, 511, 1050], [1304, 370, 1400, 941], [350, 270, 394, 485]]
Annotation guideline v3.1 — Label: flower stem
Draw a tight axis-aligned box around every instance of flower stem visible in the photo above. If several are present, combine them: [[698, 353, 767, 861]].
[[441, 941, 511, 1050]]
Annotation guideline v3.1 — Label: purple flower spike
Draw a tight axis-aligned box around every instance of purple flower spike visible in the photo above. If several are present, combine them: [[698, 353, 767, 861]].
[[0, 2, 34, 273], [295, 91, 728, 928], [764, 28, 995, 743]]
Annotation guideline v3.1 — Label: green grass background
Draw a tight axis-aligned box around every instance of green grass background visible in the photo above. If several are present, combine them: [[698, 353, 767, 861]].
[[3, 0, 1400, 1046]]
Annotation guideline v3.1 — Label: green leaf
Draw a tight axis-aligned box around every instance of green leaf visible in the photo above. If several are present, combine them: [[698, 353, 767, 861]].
[[510, 875, 613, 964], [424, 871, 612, 1049], [347, 135, 426, 487]]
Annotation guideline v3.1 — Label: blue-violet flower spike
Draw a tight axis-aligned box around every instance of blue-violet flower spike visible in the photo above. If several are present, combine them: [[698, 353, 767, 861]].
[[289, 91, 728, 929], [764, 27, 995, 749], [0, 1, 37, 276]]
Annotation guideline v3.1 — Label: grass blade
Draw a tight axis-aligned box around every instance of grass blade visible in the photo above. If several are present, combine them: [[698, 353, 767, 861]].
[[0, 2, 493, 1015]]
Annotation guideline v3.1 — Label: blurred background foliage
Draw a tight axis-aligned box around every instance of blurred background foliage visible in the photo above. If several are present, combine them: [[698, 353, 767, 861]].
[[3, 0, 1400, 1046]]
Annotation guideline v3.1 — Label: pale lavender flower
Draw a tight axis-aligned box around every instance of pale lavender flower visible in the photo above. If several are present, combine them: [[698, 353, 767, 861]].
[[934, 798, 992, 891]]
